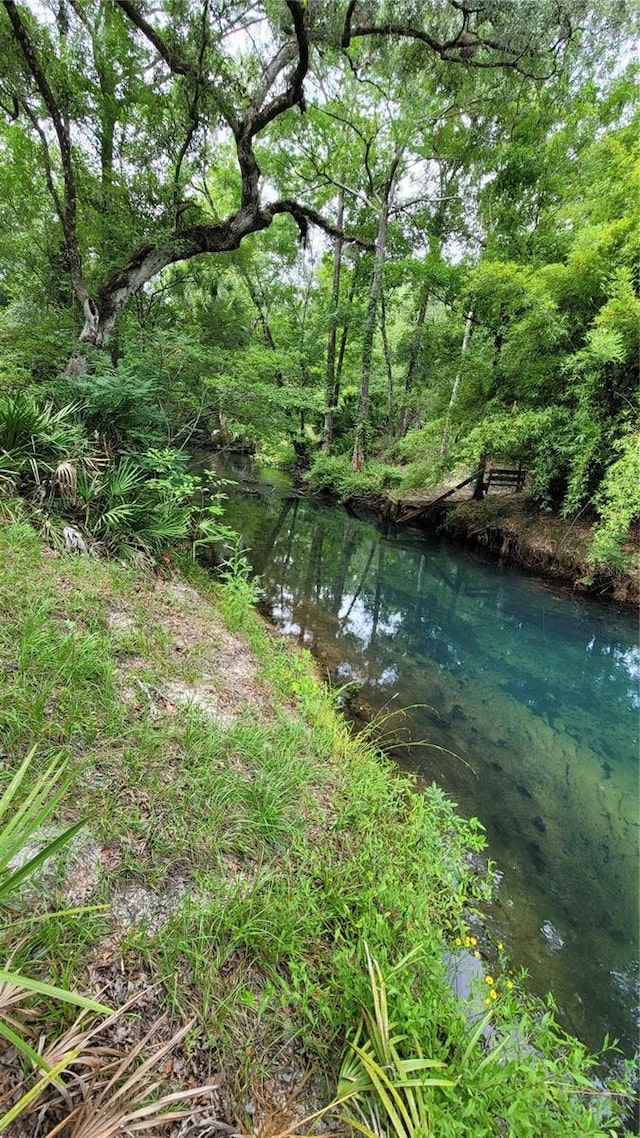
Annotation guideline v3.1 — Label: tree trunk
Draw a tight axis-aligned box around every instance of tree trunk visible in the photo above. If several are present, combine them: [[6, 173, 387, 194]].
[[440, 307, 473, 458], [79, 205, 271, 346], [397, 283, 429, 438], [323, 189, 344, 452], [379, 288, 394, 441], [334, 254, 361, 407], [352, 149, 403, 472]]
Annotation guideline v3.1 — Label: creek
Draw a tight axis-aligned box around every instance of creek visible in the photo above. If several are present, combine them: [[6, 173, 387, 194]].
[[210, 454, 639, 1059]]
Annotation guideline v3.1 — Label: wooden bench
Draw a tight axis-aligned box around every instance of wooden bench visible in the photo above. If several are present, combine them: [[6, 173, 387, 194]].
[[484, 465, 526, 493]]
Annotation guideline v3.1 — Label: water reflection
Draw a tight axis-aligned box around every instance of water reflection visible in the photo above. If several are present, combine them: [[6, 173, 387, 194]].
[[213, 457, 639, 1056]]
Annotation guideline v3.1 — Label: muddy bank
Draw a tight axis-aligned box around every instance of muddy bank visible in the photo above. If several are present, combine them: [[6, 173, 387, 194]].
[[339, 489, 639, 607]]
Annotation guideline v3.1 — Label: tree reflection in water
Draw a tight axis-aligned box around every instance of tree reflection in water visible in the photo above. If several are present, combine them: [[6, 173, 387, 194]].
[[211, 455, 640, 1058]]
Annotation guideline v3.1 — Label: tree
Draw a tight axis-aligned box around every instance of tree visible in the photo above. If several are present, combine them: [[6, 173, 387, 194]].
[[351, 143, 404, 471], [0, 0, 597, 350]]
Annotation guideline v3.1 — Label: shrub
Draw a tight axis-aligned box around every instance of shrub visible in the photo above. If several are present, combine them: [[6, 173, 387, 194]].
[[0, 392, 87, 493], [306, 454, 402, 500], [333, 947, 635, 1138], [65, 364, 166, 449], [590, 428, 640, 564]]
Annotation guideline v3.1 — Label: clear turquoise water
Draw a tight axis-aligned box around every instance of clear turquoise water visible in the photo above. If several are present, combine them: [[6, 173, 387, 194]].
[[213, 457, 639, 1056]]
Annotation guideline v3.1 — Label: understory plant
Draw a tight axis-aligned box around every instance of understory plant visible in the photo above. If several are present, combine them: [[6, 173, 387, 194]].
[[0, 390, 236, 562], [333, 946, 634, 1138], [589, 428, 640, 565], [0, 391, 90, 495], [0, 520, 635, 1134], [334, 946, 454, 1138], [305, 453, 402, 501], [0, 748, 214, 1134], [0, 747, 110, 1129], [218, 541, 263, 629]]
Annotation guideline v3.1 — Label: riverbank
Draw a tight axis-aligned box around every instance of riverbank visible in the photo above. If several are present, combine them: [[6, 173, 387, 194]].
[[1, 511, 635, 1135], [442, 497, 639, 605], [303, 460, 639, 606]]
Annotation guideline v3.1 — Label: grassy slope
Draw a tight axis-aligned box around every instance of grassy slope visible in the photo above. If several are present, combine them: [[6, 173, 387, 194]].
[[0, 514, 632, 1135]]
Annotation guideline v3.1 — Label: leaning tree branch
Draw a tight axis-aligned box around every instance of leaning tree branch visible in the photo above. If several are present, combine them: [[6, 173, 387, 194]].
[[57, 0, 356, 346], [346, 21, 451, 55], [266, 200, 373, 249], [344, 19, 570, 78], [115, 0, 238, 128], [79, 192, 371, 346], [115, 0, 195, 78]]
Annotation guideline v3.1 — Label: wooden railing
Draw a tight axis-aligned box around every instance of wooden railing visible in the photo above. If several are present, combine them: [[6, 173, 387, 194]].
[[397, 471, 478, 524], [484, 465, 526, 493], [395, 463, 527, 526]]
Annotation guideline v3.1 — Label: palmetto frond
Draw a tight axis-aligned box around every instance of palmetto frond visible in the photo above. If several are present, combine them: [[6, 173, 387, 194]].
[[42, 1017, 213, 1138], [101, 457, 146, 500], [53, 460, 78, 500]]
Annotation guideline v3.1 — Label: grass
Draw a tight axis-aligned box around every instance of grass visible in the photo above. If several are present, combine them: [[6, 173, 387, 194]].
[[0, 509, 635, 1135]]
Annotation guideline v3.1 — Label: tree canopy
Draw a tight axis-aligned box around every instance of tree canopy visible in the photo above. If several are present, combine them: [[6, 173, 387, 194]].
[[0, 0, 637, 563]]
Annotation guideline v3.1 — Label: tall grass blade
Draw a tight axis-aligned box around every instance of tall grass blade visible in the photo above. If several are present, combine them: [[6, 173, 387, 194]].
[[0, 820, 85, 899], [0, 972, 111, 1015], [0, 1018, 52, 1073], [0, 1051, 80, 1133]]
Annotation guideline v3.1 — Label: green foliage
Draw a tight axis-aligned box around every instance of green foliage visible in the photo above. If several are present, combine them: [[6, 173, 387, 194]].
[[0, 0, 635, 572], [335, 946, 454, 1138], [0, 746, 110, 1131], [306, 454, 403, 501], [459, 407, 566, 503], [0, 748, 84, 904], [0, 391, 86, 491], [392, 422, 450, 493], [72, 449, 240, 561], [590, 430, 640, 565], [0, 521, 633, 1130], [66, 364, 166, 449], [0, 303, 77, 387], [217, 542, 263, 630], [0, 394, 238, 563], [334, 948, 633, 1138], [74, 455, 192, 558]]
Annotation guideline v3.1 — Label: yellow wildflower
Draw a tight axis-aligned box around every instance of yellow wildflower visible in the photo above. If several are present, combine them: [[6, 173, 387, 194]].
[[485, 976, 494, 985], [506, 979, 514, 990], [455, 937, 462, 946], [469, 936, 477, 946], [497, 942, 504, 951], [473, 950, 480, 958], [484, 997, 490, 1005], [490, 990, 498, 1000]]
